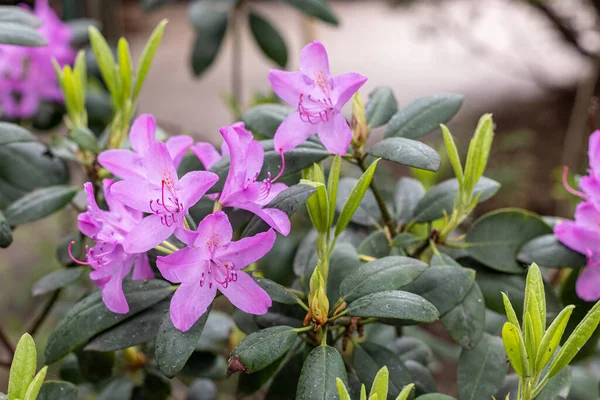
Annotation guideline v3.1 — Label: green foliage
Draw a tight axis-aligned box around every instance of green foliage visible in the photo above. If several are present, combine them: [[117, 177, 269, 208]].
[[248, 11, 288, 67], [366, 87, 398, 129], [367, 138, 441, 172], [297, 345, 347, 399]]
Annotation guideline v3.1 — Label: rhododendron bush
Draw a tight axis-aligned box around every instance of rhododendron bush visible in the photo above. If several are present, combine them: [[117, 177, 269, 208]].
[[3, 5, 600, 400]]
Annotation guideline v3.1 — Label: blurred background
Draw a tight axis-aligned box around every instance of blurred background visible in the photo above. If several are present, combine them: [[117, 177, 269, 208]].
[[2, 0, 600, 397]]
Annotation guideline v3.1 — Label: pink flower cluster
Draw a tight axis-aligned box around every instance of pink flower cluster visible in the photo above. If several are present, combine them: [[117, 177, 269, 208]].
[[556, 130, 600, 301], [74, 41, 366, 331], [0, 0, 75, 118]]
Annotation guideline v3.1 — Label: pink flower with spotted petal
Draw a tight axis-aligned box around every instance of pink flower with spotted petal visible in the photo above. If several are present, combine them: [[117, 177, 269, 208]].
[[157, 211, 274, 332]]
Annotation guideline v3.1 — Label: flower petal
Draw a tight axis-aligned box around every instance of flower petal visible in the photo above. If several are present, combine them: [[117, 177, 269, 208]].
[[123, 214, 175, 253], [191, 142, 222, 170], [170, 280, 216, 332], [98, 149, 145, 180], [144, 141, 179, 186], [555, 220, 600, 255], [157, 248, 208, 283], [577, 265, 600, 301], [174, 226, 199, 247], [219, 270, 271, 315], [589, 130, 600, 178], [216, 229, 276, 269], [245, 140, 265, 180], [129, 114, 156, 156], [331, 72, 368, 108], [111, 180, 158, 214], [273, 111, 317, 154], [179, 170, 219, 210], [193, 211, 233, 250], [317, 112, 351, 155], [231, 201, 291, 235], [268, 70, 307, 107], [166, 135, 194, 167], [132, 253, 154, 280], [300, 41, 331, 78], [100, 263, 131, 314], [574, 201, 600, 229]]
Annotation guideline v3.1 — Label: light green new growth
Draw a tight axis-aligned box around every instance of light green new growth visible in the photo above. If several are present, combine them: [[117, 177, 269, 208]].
[[501, 263, 600, 399], [336, 366, 415, 400], [7, 333, 47, 400]]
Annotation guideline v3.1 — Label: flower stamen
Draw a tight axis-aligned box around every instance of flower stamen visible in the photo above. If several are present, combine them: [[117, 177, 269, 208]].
[[562, 166, 588, 199]]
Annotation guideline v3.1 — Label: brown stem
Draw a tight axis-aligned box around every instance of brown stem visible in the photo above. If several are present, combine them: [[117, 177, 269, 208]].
[[358, 158, 396, 235], [26, 290, 60, 337], [0, 327, 14, 356]]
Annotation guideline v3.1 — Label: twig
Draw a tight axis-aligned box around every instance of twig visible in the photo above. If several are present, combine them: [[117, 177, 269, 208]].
[[0, 326, 14, 356], [358, 158, 396, 235], [26, 290, 60, 337]]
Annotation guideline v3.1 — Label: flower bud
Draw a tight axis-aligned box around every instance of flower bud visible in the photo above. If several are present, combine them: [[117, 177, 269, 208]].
[[351, 92, 369, 152], [308, 269, 329, 327]]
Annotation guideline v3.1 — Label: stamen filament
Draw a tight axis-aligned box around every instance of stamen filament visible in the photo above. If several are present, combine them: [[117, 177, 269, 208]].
[[562, 166, 588, 199], [67, 241, 92, 265]]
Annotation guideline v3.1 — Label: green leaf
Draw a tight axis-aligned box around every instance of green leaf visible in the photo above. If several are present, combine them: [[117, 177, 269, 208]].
[[463, 114, 494, 200], [328, 155, 341, 230], [209, 140, 329, 193], [415, 395, 456, 400], [394, 177, 425, 224], [370, 366, 389, 400], [457, 333, 506, 400], [358, 230, 391, 259], [502, 292, 520, 331], [517, 234, 586, 268], [45, 280, 173, 364], [502, 322, 529, 377], [405, 359, 436, 395], [353, 342, 412, 400], [77, 350, 115, 383], [155, 307, 210, 378], [8, 333, 37, 400], [391, 232, 424, 249], [336, 177, 381, 227], [466, 209, 552, 273], [368, 138, 440, 171], [337, 378, 352, 400], [97, 378, 134, 400], [327, 243, 361, 304], [189, 0, 229, 76], [546, 300, 600, 379], [243, 104, 293, 138], [297, 345, 347, 399], [0, 22, 46, 46], [281, 0, 339, 25], [253, 277, 302, 305], [265, 349, 304, 400], [536, 367, 571, 400], [347, 290, 438, 323], [133, 19, 167, 101], [237, 355, 284, 395], [536, 305, 574, 372], [366, 86, 398, 128], [0, 210, 12, 248], [0, 7, 41, 27], [441, 282, 485, 349], [523, 263, 546, 358], [88, 26, 120, 107], [117, 38, 133, 102], [384, 94, 463, 139], [195, 311, 234, 353], [23, 367, 47, 400], [85, 300, 169, 351], [142, 0, 174, 12], [229, 326, 297, 375], [302, 179, 329, 233], [248, 11, 287, 67], [4, 185, 78, 226], [242, 184, 316, 237], [335, 159, 380, 237], [37, 381, 77, 400], [404, 266, 475, 316], [396, 384, 415, 400], [339, 256, 428, 303], [441, 124, 463, 183], [187, 379, 218, 400], [32, 268, 84, 296], [412, 177, 500, 223]]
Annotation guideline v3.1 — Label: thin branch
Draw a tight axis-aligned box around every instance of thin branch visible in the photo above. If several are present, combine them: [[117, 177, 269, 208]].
[[358, 158, 396, 235], [26, 290, 60, 337], [0, 327, 14, 356]]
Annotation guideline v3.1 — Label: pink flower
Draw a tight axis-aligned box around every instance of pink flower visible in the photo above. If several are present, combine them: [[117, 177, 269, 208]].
[[111, 141, 219, 253], [72, 180, 153, 314], [157, 211, 274, 332], [268, 41, 367, 155], [217, 123, 290, 235], [0, 0, 75, 118], [555, 201, 600, 301], [98, 114, 193, 180]]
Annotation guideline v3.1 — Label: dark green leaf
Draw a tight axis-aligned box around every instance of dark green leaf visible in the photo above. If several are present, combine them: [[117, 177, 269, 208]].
[[85, 300, 169, 351], [45, 280, 173, 364], [237, 355, 284, 395], [404, 266, 475, 315], [0, 7, 40, 27], [368, 138, 440, 171], [353, 341, 412, 400], [253, 277, 301, 305], [187, 378, 218, 400], [32, 268, 84, 296], [339, 256, 427, 303], [466, 209, 552, 273], [5, 185, 78, 226], [281, 0, 339, 25], [71, 126, 99, 153], [388, 337, 432, 366], [243, 104, 293, 138], [77, 351, 115, 383], [155, 307, 210, 378], [517, 234, 585, 269], [98, 378, 134, 400], [297, 345, 347, 399], [347, 290, 438, 322], [242, 184, 316, 237], [195, 311, 234, 353], [0, 22, 46, 46], [249, 11, 287, 67], [0, 210, 12, 248], [327, 243, 361, 304], [132, 369, 171, 400], [336, 177, 381, 227], [394, 177, 425, 224], [405, 360, 436, 395], [358, 230, 391, 258], [430, 253, 461, 267], [441, 282, 485, 349], [67, 19, 96, 47], [391, 232, 424, 249], [384, 94, 463, 139], [142, 0, 174, 12], [265, 349, 304, 400], [188, 0, 229, 76], [366, 86, 398, 128], [412, 177, 500, 223], [457, 333, 506, 400], [179, 352, 227, 380], [37, 381, 77, 400], [536, 367, 571, 400], [229, 326, 297, 375], [209, 140, 328, 193]]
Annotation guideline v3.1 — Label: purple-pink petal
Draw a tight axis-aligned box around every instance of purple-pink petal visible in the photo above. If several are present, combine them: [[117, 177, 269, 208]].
[[132, 253, 154, 280], [157, 247, 208, 283], [555, 220, 600, 256], [144, 142, 179, 187], [273, 111, 316, 154], [111, 179, 157, 214], [299, 41, 331, 78], [267, 70, 308, 107], [123, 214, 175, 253], [170, 280, 216, 332], [215, 229, 276, 270], [317, 112, 352, 155], [129, 114, 156, 156], [179, 170, 219, 210], [191, 142, 222, 170], [219, 270, 271, 315], [576, 265, 600, 301], [166, 135, 194, 167], [331, 72, 368, 108], [193, 211, 233, 251], [98, 149, 145, 180]]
